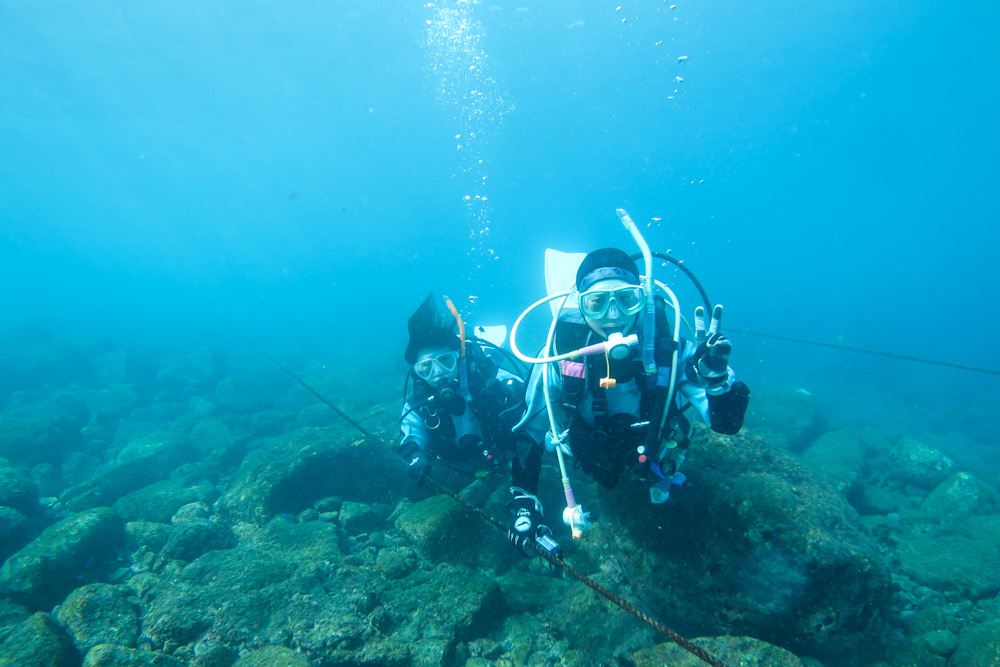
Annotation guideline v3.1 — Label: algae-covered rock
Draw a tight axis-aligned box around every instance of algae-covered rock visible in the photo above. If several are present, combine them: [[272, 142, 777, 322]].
[[498, 569, 571, 614], [0, 416, 66, 466], [0, 598, 30, 645], [920, 471, 1000, 518], [82, 643, 185, 667], [951, 619, 1000, 667], [116, 430, 194, 469], [56, 583, 139, 653], [61, 432, 194, 512], [187, 417, 238, 458], [232, 645, 311, 667], [378, 562, 504, 665], [0, 461, 39, 515], [375, 546, 418, 579], [113, 477, 218, 523], [125, 521, 174, 553], [0, 506, 123, 610], [394, 493, 487, 565], [158, 518, 236, 563], [0, 506, 32, 562], [339, 500, 389, 536], [897, 514, 1000, 597], [141, 519, 343, 648], [888, 436, 955, 489], [218, 426, 405, 525], [140, 517, 501, 665], [595, 426, 890, 664], [172, 501, 211, 524], [632, 635, 806, 666], [0, 611, 77, 667]]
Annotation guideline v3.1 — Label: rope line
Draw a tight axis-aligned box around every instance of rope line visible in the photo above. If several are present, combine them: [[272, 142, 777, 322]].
[[427, 478, 726, 667], [732, 329, 1000, 376]]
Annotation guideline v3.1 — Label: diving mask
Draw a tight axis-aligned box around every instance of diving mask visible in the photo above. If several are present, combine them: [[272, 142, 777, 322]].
[[579, 285, 646, 320], [414, 351, 459, 381]]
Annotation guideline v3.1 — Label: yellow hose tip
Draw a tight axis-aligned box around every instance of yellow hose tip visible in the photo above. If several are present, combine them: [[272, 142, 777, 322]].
[[572, 529, 583, 540]]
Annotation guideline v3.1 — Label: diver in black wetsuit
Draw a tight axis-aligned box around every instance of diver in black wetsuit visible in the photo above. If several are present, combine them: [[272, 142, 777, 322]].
[[505, 220, 749, 556], [397, 294, 525, 485]]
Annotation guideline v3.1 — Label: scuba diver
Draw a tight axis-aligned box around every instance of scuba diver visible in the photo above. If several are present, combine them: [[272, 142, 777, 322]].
[[398, 294, 527, 486], [505, 209, 750, 556]]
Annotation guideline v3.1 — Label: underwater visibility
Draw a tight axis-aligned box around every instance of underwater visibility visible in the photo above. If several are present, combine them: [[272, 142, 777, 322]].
[[1, 1, 999, 666]]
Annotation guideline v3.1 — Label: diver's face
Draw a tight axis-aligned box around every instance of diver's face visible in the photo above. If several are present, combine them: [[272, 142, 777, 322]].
[[414, 346, 459, 389], [580, 278, 642, 339]]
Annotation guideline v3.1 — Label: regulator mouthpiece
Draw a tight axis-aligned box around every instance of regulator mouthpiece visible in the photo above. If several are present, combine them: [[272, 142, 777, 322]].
[[606, 332, 638, 360]]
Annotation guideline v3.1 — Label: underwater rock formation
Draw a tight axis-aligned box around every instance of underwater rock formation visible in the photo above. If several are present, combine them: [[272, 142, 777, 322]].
[[60, 432, 194, 512], [218, 426, 406, 525], [0, 610, 77, 666], [56, 583, 139, 654], [588, 426, 891, 664], [0, 507, 123, 611], [138, 517, 504, 665]]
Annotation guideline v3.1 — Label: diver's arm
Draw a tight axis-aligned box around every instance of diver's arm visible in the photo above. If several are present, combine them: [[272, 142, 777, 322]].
[[399, 405, 432, 453]]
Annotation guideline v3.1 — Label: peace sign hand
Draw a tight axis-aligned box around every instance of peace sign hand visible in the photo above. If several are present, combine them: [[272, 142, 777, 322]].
[[694, 305, 732, 380]]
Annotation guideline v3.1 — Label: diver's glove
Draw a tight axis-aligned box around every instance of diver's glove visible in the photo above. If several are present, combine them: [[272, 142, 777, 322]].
[[507, 487, 561, 559], [694, 305, 733, 393], [399, 441, 431, 486]]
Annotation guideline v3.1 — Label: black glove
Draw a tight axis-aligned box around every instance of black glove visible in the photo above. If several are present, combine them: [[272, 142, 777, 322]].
[[694, 305, 732, 381], [399, 442, 431, 486], [506, 488, 561, 559]]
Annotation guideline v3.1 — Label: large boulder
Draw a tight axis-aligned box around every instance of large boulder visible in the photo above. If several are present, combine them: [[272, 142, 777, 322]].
[[0, 416, 66, 466], [951, 619, 1000, 667], [56, 583, 140, 654], [896, 514, 1000, 598], [0, 507, 123, 610], [61, 432, 194, 512], [218, 426, 405, 525], [919, 472, 1000, 518], [157, 518, 236, 564], [0, 459, 40, 515], [0, 611, 77, 667], [586, 426, 890, 664], [887, 436, 955, 489], [112, 477, 218, 524], [0, 506, 33, 563], [139, 518, 502, 665], [395, 494, 487, 565]]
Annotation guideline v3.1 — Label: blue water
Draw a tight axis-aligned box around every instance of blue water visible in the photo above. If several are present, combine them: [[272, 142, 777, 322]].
[[2, 1, 998, 449]]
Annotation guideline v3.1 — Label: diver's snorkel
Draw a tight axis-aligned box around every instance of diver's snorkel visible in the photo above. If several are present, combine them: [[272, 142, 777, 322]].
[[616, 208, 656, 377], [443, 295, 471, 402]]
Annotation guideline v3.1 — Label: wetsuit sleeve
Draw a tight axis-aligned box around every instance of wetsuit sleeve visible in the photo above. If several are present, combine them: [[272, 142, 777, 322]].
[[399, 403, 431, 454]]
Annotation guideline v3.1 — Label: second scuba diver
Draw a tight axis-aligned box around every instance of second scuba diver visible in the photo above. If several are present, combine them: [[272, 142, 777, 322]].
[[506, 210, 750, 556], [398, 294, 526, 485]]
